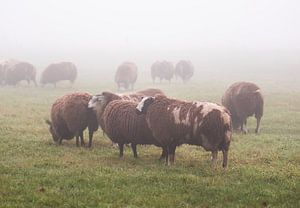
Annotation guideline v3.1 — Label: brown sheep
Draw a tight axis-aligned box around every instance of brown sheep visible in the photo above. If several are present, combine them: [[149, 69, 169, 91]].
[[175, 60, 194, 83], [46, 92, 98, 147], [40, 62, 77, 87], [136, 95, 232, 168], [115, 62, 138, 91], [120, 88, 165, 102], [88, 91, 166, 159], [222, 81, 264, 134], [5, 62, 37, 86], [151, 60, 174, 83], [89, 89, 165, 130]]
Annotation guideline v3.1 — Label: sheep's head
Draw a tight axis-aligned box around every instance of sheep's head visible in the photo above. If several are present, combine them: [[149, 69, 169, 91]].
[[230, 116, 242, 130], [88, 94, 110, 117], [136, 96, 155, 115], [45, 119, 60, 142]]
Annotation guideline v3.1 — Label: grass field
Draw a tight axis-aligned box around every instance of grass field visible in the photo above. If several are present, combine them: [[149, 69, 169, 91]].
[[0, 74, 299, 208]]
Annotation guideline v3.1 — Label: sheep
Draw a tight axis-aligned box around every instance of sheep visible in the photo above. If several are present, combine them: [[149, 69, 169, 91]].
[[89, 89, 165, 130], [120, 88, 165, 102], [115, 62, 138, 91], [46, 92, 98, 147], [222, 81, 264, 134], [174, 60, 194, 83], [136, 95, 232, 168], [40, 62, 77, 87], [0, 59, 19, 85], [5, 62, 37, 86], [88, 91, 166, 159], [151, 60, 174, 83]]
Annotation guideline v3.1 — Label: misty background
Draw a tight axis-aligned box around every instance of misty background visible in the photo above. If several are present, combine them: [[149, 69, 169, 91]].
[[0, 0, 299, 90]]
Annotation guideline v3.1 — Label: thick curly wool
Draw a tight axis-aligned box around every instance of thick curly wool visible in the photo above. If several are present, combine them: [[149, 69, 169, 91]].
[[222, 82, 264, 133], [115, 62, 138, 90], [5, 62, 37, 86], [103, 100, 161, 149], [40, 62, 77, 86], [151, 61, 174, 83], [174, 60, 194, 83], [92, 89, 165, 130], [48, 92, 98, 147], [137, 95, 232, 167], [89, 90, 166, 158]]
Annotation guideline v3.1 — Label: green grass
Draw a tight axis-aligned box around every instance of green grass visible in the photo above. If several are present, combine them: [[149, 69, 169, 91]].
[[0, 78, 299, 208]]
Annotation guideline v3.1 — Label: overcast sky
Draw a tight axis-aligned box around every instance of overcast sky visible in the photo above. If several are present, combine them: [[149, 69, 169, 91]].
[[1, 0, 300, 68]]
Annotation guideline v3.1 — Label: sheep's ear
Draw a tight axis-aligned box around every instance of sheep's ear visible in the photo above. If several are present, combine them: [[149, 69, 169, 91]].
[[253, 89, 261, 94], [45, 119, 52, 126]]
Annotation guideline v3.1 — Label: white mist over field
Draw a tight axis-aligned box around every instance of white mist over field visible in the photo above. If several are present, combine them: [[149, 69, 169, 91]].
[[0, 0, 299, 80]]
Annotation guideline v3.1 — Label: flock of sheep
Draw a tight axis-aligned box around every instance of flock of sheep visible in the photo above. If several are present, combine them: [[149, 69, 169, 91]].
[[0, 59, 193, 89], [114, 60, 194, 90], [45, 82, 264, 168], [1, 58, 263, 168]]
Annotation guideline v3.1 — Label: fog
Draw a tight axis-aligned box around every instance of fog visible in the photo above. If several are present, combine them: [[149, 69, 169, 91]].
[[1, 0, 299, 80]]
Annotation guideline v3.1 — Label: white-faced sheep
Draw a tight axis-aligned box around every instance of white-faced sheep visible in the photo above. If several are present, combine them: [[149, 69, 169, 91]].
[[88, 91, 166, 159], [136, 95, 232, 168], [46, 92, 98, 147], [222, 82, 264, 134]]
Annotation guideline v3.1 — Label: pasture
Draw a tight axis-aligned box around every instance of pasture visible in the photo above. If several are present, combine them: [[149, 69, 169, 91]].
[[0, 72, 299, 208]]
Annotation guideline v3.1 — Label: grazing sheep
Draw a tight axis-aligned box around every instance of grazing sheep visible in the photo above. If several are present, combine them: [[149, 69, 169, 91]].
[[40, 62, 77, 87], [46, 92, 98, 147], [4, 61, 37, 86], [175, 60, 194, 83], [88, 91, 166, 159], [222, 81, 264, 134], [0, 59, 19, 85], [151, 61, 174, 83], [136, 95, 232, 168], [115, 62, 138, 91]]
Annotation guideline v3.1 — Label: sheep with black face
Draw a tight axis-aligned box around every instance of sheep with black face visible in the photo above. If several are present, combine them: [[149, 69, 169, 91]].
[[46, 92, 98, 147], [136, 95, 232, 168]]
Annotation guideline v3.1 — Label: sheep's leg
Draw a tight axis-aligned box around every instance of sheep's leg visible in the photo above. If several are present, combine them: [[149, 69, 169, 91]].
[[80, 131, 85, 146], [211, 151, 218, 168], [255, 116, 261, 134], [131, 144, 138, 158], [165, 147, 169, 165], [241, 119, 248, 134], [33, 79, 37, 87], [167, 144, 177, 166], [75, 134, 79, 147], [222, 149, 228, 169], [159, 147, 167, 161], [58, 137, 63, 145], [88, 127, 93, 148], [119, 143, 124, 158]]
